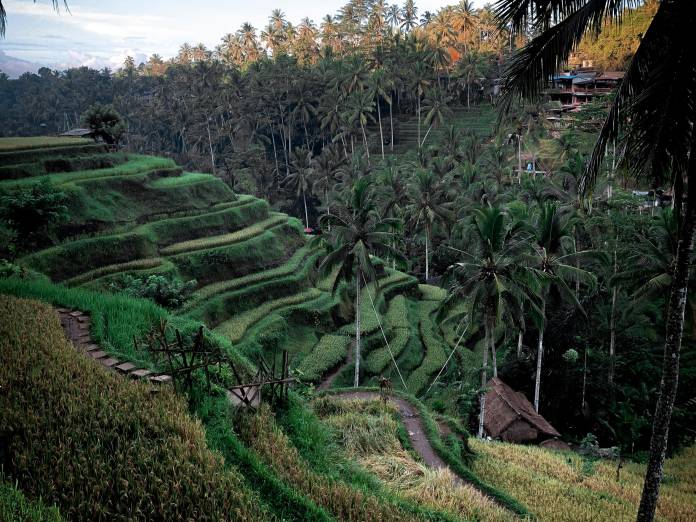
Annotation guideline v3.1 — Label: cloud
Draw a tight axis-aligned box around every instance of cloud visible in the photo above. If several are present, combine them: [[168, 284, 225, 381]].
[[4, 0, 179, 42], [52, 49, 148, 70]]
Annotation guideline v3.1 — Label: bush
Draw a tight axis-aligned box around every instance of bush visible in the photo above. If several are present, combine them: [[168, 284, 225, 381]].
[[109, 274, 197, 309], [80, 103, 125, 145], [0, 180, 68, 251], [0, 295, 261, 521]]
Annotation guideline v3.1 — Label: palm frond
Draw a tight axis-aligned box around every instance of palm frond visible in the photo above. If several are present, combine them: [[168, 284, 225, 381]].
[[583, 0, 696, 193]]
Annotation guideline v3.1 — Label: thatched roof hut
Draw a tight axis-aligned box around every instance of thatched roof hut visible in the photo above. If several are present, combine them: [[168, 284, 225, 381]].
[[483, 377, 561, 443], [60, 128, 94, 138]]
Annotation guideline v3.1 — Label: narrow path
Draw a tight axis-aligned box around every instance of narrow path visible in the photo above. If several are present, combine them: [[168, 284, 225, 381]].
[[56, 307, 171, 384], [324, 390, 517, 514], [316, 340, 354, 391], [326, 391, 451, 472]]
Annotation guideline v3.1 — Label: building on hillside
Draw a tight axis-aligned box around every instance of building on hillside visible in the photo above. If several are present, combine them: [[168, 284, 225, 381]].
[[60, 128, 95, 139], [483, 377, 561, 444], [546, 69, 624, 108]]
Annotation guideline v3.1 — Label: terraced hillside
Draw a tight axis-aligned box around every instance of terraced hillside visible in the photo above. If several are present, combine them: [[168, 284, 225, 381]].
[[0, 139, 479, 395], [369, 105, 497, 155]]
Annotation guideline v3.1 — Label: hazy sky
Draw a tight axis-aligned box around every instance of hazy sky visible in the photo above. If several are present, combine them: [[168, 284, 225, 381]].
[[0, 0, 483, 70]]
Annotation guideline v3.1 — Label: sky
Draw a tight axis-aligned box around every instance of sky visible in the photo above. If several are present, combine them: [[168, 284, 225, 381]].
[[0, 0, 482, 74]]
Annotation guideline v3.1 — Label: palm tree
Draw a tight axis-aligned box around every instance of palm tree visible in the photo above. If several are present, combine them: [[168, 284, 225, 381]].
[[410, 63, 431, 149], [443, 206, 536, 438], [344, 90, 375, 161], [495, 3, 695, 518], [407, 170, 452, 281], [311, 146, 346, 221], [313, 177, 404, 387], [400, 0, 419, 32], [420, 88, 452, 148], [285, 147, 314, 229], [526, 202, 598, 412], [457, 51, 485, 108], [386, 4, 402, 32], [370, 68, 394, 159]]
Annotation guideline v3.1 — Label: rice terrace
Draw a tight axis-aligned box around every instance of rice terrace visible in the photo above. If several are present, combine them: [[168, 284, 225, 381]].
[[0, 1, 694, 521]]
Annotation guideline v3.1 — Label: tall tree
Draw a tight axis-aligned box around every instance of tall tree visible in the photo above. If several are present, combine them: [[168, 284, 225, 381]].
[[313, 177, 404, 387], [495, 2, 696, 518], [443, 206, 536, 437]]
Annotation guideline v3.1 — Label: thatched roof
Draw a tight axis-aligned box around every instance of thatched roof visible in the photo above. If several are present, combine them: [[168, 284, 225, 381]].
[[484, 377, 561, 440], [60, 128, 93, 137]]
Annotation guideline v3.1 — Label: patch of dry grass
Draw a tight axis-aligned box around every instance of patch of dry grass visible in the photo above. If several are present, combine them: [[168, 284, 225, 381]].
[[314, 397, 513, 521], [470, 438, 696, 522]]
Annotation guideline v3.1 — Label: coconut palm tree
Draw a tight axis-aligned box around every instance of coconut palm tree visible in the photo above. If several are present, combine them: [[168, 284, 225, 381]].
[[285, 147, 314, 229], [369, 68, 394, 159], [400, 0, 419, 32], [443, 206, 537, 438], [313, 177, 404, 387], [526, 202, 599, 412], [494, 2, 696, 518], [407, 170, 453, 282], [386, 4, 402, 32], [420, 87, 452, 148], [410, 62, 431, 149], [344, 90, 375, 161]]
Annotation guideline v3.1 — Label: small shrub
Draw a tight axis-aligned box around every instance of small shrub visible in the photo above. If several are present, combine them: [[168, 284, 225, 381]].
[[0, 180, 68, 251], [109, 274, 197, 309]]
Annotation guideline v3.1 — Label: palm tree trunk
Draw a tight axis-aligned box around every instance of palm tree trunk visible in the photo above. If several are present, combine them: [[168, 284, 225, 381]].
[[361, 122, 370, 162], [354, 270, 362, 388], [377, 99, 385, 159], [270, 124, 281, 190], [609, 285, 617, 384], [490, 320, 498, 378], [467, 81, 470, 108], [424, 224, 430, 281], [609, 240, 618, 384], [637, 164, 696, 522], [417, 95, 421, 149], [302, 187, 309, 230], [517, 330, 523, 358], [534, 298, 546, 412], [389, 101, 394, 151], [421, 124, 433, 148], [478, 318, 490, 438]]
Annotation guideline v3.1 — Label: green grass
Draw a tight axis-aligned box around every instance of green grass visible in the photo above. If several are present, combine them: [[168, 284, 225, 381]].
[[0, 155, 175, 188], [0, 277, 252, 371], [170, 222, 304, 285], [215, 288, 324, 343], [0, 480, 63, 522], [161, 213, 288, 255], [364, 327, 410, 375], [418, 284, 447, 301], [64, 258, 166, 286], [0, 136, 91, 151], [337, 270, 417, 337], [180, 246, 314, 313], [22, 196, 271, 282], [406, 301, 449, 397], [148, 171, 216, 188], [185, 249, 319, 326], [296, 334, 352, 382]]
